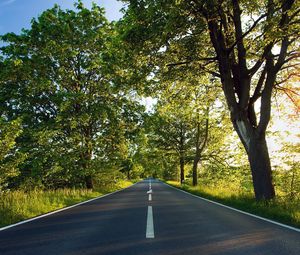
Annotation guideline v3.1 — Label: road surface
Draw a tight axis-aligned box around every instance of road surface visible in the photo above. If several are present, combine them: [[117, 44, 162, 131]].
[[0, 179, 299, 255]]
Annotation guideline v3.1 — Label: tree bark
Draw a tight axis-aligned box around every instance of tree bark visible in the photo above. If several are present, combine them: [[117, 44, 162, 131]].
[[192, 110, 209, 186], [127, 169, 131, 180], [233, 117, 275, 200], [195, 0, 295, 200], [205, 9, 277, 200], [192, 152, 201, 186], [85, 175, 94, 189], [248, 134, 275, 200], [83, 138, 93, 189], [180, 156, 185, 184], [290, 169, 295, 200]]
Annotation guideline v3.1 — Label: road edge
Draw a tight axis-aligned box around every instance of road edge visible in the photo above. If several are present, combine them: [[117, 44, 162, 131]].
[[0, 182, 139, 232], [163, 181, 300, 233]]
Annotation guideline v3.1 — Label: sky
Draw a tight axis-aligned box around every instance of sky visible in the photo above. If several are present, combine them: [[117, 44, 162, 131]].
[[0, 0, 124, 35]]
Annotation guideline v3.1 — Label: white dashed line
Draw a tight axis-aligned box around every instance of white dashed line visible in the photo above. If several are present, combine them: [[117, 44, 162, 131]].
[[146, 206, 155, 238]]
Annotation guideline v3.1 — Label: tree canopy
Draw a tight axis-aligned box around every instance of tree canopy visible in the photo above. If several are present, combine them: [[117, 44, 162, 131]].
[[0, 0, 299, 202], [0, 2, 143, 189]]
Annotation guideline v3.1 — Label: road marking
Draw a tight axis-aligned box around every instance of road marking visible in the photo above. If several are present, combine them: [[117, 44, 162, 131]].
[[149, 194, 152, 201], [147, 189, 152, 194], [164, 182, 300, 233], [146, 206, 155, 238], [0, 182, 139, 232]]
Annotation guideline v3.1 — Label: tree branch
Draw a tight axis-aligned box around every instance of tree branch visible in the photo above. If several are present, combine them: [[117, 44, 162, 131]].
[[228, 13, 268, 54], [250, 65, 267, 104], [166, 57, 217, 67], [248, 44, 273, 76]]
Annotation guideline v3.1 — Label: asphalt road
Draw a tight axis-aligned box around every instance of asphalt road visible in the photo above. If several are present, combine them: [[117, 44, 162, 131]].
[[0, 179, 299, 255]]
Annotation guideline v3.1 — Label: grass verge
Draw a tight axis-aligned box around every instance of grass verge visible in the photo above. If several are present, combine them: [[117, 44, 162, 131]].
[[0, 180, 133, 228], [166, 181, 300, 229]]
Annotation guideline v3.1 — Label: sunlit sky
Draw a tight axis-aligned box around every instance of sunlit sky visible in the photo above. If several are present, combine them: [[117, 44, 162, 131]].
[[0, 0, 124, 34]]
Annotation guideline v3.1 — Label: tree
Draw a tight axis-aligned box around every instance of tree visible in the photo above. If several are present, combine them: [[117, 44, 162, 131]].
[[0, 118, 25, 190], [0, 2, 142, 189], [281, 139, 300, 200], [121, 0, 300, 200], [146, 75, 225, 185], [149, 108, 192, 183]]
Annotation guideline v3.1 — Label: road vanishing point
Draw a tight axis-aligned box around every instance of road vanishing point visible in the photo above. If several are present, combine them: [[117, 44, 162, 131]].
[[0, 179, 299, 255]]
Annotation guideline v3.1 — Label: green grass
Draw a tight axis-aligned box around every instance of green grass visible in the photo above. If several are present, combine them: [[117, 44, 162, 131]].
[[0, 180, 133, 228], [166, 181, 300, 229]]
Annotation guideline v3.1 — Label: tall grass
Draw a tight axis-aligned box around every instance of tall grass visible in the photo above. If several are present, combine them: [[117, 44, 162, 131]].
[[0, 189, 100, 227], [167, 181, 300, 228], [94, 179, 134, 193], [0, 180, 133, 228]]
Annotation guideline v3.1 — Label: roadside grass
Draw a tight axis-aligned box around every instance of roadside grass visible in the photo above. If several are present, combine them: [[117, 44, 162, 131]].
[[0, 180, 133, 228], [94, 179, 134, 193], [166, 180, 300, 229]]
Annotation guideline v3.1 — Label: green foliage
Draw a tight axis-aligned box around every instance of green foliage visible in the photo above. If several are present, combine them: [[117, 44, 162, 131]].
[[0, 118, 25, 190], [141, 74, 233, 182], [0, 0, 298, 212], [122, 0, 300, 200], [0, 2, 143, 189], [197, 164, 253, 192], [273, 140, 300, 200]]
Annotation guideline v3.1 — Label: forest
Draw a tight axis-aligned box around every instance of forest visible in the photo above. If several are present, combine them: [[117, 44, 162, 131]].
[[0, 0, 299, 227]]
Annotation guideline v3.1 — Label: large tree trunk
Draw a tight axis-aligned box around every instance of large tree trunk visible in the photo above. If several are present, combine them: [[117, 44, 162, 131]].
[[180, 156, 185, 184], [248, 135, 275, 200], [234, 119, 275, 200], [202, 0, 295, 200]]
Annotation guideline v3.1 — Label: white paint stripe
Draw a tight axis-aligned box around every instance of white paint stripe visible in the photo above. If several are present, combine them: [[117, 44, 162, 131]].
[[0, 182, 139, 232], [146, 206, 154, 238], [164, 182, 300, 233], [149, 194, 152, 201]]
